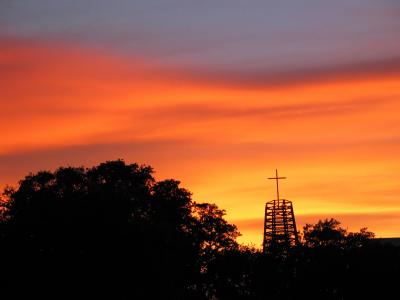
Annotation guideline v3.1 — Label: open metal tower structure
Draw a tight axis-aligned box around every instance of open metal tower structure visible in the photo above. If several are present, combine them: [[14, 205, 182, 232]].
[[263, 170, 299, 254]]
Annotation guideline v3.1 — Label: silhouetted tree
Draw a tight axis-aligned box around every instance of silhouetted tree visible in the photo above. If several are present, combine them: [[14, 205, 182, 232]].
[[200, 245, 259, 299], [346, 227, 375, 248], [303, 218, 375, 249], [297, 218, 395, 300], [192, 203, 240, 261], [0, 160, 240, 299], [303, 218, 347, 248]]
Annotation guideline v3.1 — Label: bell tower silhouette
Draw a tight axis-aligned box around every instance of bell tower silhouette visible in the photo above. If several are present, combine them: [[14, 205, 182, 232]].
[[263, 169, 299, 253]]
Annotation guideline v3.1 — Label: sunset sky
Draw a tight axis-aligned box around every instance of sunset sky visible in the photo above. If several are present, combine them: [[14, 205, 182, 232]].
[[1, 1, 400, 245]]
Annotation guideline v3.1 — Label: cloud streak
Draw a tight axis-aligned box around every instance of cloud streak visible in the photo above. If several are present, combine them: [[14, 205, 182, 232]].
[[139, 96, 397, 123], [1, 32, 400, 244], [182, 56, 400, 88]]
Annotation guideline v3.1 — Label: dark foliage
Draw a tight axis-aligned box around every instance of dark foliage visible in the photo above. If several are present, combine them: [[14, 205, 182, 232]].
[[0, 160, 399, 299], [0, 160, 239, 299], [201, 219, 399, 300]]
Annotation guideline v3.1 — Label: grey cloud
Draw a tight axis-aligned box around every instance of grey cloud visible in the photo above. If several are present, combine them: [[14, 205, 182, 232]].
[[139, 96, 397, 123]]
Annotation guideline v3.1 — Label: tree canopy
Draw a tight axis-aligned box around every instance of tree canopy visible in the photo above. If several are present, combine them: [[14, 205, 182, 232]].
[[302, 218, 374, 248], [0, 160, 240, 299]]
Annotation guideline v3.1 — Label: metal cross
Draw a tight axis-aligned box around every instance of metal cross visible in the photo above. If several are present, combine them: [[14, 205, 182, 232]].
[[268, 169, 286, 200]]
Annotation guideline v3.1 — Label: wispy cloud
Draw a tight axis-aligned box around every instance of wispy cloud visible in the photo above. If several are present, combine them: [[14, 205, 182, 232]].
[[1, 31, 400, 243], [139, 96, 397, 123], [182, 57, 400, 88]]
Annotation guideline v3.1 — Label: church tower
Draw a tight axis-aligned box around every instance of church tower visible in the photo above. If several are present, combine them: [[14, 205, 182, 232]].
[[263, 170, 299, 253]]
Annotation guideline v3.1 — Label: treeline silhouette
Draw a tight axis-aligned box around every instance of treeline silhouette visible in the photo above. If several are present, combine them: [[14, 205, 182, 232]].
[[0, 160, 399, 299]]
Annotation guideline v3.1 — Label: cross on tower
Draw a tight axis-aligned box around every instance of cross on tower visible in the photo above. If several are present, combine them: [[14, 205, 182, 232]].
[[268, 169, 286, 201], [263, 169, 299, 254]]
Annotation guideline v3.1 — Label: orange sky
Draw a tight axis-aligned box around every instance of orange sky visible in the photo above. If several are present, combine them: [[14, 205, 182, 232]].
[[1, 36, 400, 246]]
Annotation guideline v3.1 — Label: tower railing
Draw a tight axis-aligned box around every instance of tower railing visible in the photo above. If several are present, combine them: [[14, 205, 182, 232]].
[[263, 199, 299, 254]]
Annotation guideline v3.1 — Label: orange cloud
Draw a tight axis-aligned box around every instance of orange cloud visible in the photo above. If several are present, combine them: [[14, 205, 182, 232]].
[[1, 35, 400, 245]]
